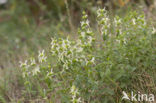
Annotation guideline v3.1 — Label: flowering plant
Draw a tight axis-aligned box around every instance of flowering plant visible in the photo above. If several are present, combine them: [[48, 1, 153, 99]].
[[20, 9, 156, 102]]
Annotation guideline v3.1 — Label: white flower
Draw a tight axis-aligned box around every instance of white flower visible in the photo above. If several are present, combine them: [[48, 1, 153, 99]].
[[51, 43, 55, 49], [88, 36, 93, 44], [19, 60, 29, 68], [81, 32, 85, 38], [77, 98, 82, 103], [32, 65, 40, 76], [70, 85, 76, 93], [80, 21, 85, 27], [30, 58, 36, 66], [97, 8, 106, 18], [152, 27, 156, 34], [132, 19, 136, 25], [86, 19, 90, 26], [114, 18, 121, 26], [70, 85, 81, 102], [123, 38, 127, 44], [87, 29, 92, 34], [38, 50, 45, 57], [47, 68, 53, 77], [90, 57, 95, 64], [38, 50, 47, 63], [102, 17, 109, 23]]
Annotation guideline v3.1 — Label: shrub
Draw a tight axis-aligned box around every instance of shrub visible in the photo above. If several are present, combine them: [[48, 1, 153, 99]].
[[20, 8, 156, 102]]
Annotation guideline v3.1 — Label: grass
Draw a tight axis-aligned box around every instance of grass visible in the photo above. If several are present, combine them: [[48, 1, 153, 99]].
[[0, 14, 72, 102]]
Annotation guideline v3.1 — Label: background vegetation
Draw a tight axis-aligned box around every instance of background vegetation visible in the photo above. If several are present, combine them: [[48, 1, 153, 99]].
[[0, 0, 156, 102]]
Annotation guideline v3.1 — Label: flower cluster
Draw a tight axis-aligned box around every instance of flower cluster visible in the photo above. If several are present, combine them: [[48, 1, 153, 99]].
[[20, 11, 95, 81], [70, 85, 82, 103], [38, 50, 47, 63], [114, 16, 122, 36], [19, 60, 30, 78], [50, 12, 95, 71], [78, 11, 95, 48], [97, 8, 111, 40], [19, 50, 47, 77], [18, 9, 155, 102], [50, 37, 95, 70], [51, 38, 74, 70]]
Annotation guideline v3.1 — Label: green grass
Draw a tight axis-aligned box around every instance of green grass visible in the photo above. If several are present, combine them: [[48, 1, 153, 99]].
[[0, 14, 72, 102]]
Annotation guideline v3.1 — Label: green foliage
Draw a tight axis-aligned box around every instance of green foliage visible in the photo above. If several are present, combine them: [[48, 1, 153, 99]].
[[19, 9, 156, 103]]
